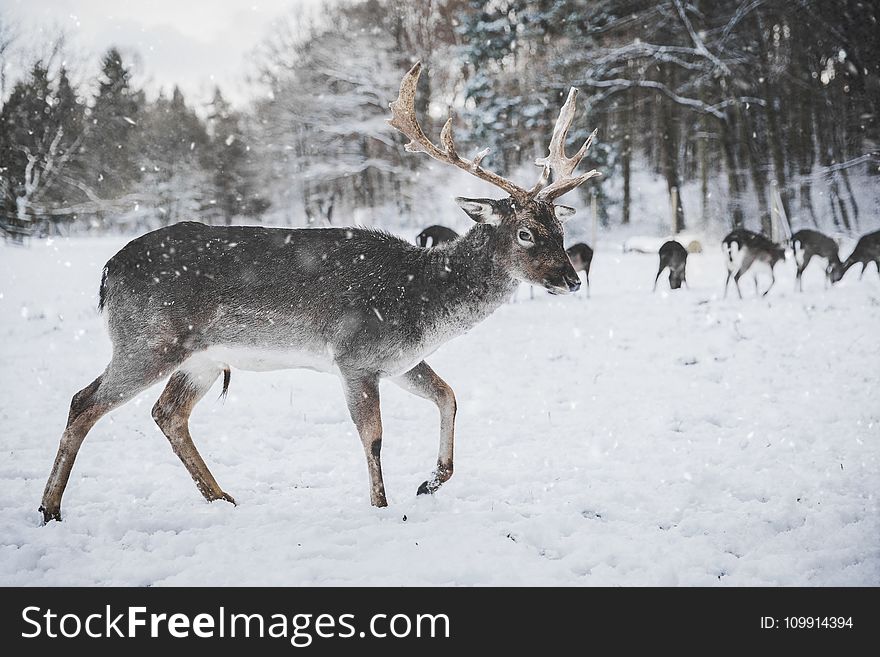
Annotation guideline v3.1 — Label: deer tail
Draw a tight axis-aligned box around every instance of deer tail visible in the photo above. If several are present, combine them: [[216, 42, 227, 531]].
[[220, 367, 231, 400]]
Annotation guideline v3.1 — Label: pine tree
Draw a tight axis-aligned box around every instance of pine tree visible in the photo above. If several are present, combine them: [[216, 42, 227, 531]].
[[207, 88, 265, 224], [0, 61, 85, 225], [83, 48, 142, 200], [138, 86, 211, 225]]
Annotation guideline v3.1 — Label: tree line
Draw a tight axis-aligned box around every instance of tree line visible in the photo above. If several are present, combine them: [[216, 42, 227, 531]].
[[0, 46, 266, 234], [1, 0, 877, 237]]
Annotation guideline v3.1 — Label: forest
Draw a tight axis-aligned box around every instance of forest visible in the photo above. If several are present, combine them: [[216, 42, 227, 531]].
[[0, 0, 877, 238]]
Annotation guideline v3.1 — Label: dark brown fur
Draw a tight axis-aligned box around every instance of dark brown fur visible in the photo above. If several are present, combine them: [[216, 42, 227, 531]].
[[416, 224, 459, 247], [839, 230, 880, 281], [654, 240, 688, 291], [565, 242, 593, 297], [791, 229, 842, 290], [722, 229, 786, 298]]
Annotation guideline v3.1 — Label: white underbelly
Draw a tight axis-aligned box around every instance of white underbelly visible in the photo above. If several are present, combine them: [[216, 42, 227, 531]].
[[183, 344, 337, 375], [752, 259, 773, 274]]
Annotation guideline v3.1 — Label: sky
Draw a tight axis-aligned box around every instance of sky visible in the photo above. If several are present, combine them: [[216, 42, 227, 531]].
[[2, 0, 326, 107]]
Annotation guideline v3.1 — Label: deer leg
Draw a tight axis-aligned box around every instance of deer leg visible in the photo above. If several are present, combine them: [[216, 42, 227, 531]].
[[859, 262, 867, 279], [653, 266, 664, 292], [585, 271, 591, 298], [734, 255, 756, 300], [341, 372, 386, 507], [40, 354, 175, 523], [763, 267, 777, 296], [732, 270, 745, 299], [392, 361, 456, 497], [152, 367, 235, 505], [797, 253, 812, 292], [723, 271, 732, 298]]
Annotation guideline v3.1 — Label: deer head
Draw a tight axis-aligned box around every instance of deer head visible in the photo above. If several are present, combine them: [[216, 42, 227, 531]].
[[388, 62, 601, 294]]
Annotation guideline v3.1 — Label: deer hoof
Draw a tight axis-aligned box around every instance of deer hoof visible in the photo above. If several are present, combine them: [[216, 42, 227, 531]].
[[39, 505, 61, 524], [212, 492, 237, 506], [417, 480, 436, 496]]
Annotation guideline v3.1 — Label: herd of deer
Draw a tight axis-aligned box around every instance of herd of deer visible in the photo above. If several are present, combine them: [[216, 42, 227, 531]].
[[418, 223, 880, 298], [722, 227, 880, 297], [37, 63, 878, 524]]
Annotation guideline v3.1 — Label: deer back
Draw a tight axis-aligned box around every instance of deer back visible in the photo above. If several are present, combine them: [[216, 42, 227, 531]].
[[100, 221, 516, 376]]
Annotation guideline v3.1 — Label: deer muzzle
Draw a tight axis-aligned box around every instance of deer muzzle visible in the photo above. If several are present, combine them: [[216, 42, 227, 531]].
[[544, 265, 581, 295]]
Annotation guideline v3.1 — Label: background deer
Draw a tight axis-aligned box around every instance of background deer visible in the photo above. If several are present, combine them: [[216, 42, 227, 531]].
[[791, 229, 843, 290], [416, 224, 459, 247], [565, 243, 593, 297], [722, 228, 786, 298], [838, 229, 880, 281], [39, 62, 599, 523], [653, 240, 688, 291]]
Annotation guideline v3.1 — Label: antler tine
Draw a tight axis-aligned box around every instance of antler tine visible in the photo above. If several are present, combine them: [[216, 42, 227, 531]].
[[388, 61, 530, 201], [528, 165, 550, 195], [388, 62, 435, 156], [534, 88, 602, 201]]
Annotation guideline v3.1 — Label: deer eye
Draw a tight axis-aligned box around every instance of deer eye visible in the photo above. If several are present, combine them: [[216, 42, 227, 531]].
[[517, 229, 534, 246]]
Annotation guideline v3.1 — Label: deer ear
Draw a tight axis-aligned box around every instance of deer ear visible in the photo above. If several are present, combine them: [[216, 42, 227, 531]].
[[555, 205, 576, 222], [455, 197, 502, 225]]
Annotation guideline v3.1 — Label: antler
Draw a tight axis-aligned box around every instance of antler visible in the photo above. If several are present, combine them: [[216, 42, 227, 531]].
[[388, 61, 531, 202], [533, 88, 601, 201]]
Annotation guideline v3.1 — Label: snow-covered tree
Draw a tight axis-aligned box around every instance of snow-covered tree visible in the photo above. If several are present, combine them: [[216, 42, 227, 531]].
[[137, 86, 211, 226], [0, 61, 85, 226], [206, 88, 268, 225], [82, 48, 142, 202]]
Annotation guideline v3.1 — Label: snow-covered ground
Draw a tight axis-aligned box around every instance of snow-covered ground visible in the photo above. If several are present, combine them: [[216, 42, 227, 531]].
[[1, 234, 878, 586]]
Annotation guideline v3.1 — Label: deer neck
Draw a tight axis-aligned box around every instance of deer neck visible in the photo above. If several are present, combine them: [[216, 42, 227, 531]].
[[424, 224, 518, 326]]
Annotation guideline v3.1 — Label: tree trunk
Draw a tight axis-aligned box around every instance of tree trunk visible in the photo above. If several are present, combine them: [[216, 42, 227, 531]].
[[622, 128, 631, 225], [832, 120, 860, 230], [660, 68, 685, 232], [795, 102, 818, 227], [815, 112, 851, 231], [754, 10, 792, 223], [621, 79, 634, 225], [740, 105, 771, 235], [699, 125, 709, 227], [720, 113, 744, 228], [839, 164, 859, 231]]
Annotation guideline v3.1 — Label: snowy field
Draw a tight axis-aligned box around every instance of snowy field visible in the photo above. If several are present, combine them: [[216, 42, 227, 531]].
[[1, 233, 878, 586]]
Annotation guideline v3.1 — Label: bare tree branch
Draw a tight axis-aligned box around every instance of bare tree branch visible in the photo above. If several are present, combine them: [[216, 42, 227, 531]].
[[575, 76, 728, 119], [674, 0, 731, 75]]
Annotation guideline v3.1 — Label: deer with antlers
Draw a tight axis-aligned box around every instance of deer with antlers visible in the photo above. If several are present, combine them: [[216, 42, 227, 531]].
[[39, 62, 599, 522]]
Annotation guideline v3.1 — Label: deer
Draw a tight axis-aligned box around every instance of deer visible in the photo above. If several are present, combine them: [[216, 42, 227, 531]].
[[416, 224, 459, 247], [838, 229, 880, 281], [653, 240, 688, 292], [790, 229, 843, 291], [565, 243, 593, 297], [722, 228, 786, 298], [39, 62, 600, 523]]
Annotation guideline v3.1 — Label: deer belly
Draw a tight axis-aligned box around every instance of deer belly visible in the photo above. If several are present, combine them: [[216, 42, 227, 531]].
[[752, 259, 775, 275], [189, 344, 337, 374]]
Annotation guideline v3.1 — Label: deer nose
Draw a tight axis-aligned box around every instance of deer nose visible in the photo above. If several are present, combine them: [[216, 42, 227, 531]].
[[564, 273, 581, 292]]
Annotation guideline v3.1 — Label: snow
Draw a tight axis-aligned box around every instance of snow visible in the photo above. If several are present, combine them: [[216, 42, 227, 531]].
[[1, 235, 878, 586]]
